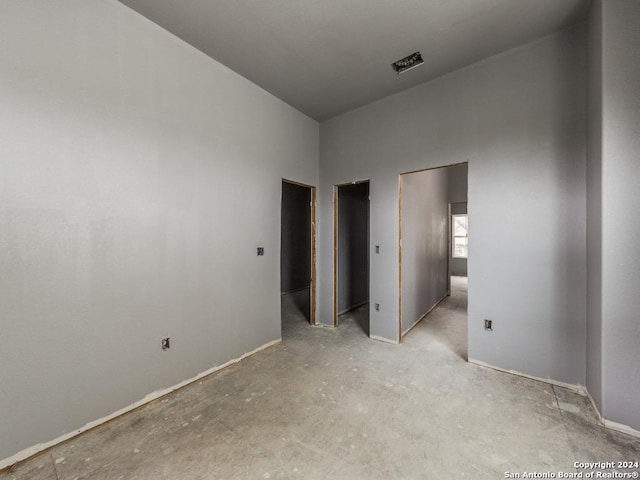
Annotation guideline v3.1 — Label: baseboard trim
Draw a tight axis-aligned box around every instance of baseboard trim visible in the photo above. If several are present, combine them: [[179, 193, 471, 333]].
[[584, 390, 640, 438], [603, 419, 640, 438], [401, 293, 448, 337], [370, 334, 400, 345], [0, 338, 282, 472], [468, 358, 586, 394], [470, 358, 640, 438]]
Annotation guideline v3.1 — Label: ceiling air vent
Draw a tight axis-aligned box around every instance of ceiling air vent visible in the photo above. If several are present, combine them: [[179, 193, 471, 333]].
[[391, 51, 424, 75]]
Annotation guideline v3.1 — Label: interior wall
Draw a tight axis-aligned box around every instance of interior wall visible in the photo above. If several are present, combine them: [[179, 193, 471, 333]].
[[0, 0, 319, 462], [401, 168, 449, 334], [448, 164, 469, 277], [319, 25, 587, 383], [598, 0, 640, 431], [586, 0, 603, 420], [281, 182, 311, 293], [337, 182, 370, 314]]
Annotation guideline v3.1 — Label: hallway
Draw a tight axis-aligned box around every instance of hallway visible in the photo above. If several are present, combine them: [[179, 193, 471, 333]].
[[403, 275, 468, 360]]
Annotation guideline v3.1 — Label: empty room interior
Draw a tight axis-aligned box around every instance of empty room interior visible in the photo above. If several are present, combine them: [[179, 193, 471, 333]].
[[1, 0, 639, 478]]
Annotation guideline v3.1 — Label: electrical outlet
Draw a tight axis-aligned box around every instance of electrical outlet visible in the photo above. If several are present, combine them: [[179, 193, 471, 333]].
[[375, 245, 380, 254], [375, 303, 380, 311], [161, 337, 171, 350], [484, 319, 492, 331], [257, 247, 264, 256]]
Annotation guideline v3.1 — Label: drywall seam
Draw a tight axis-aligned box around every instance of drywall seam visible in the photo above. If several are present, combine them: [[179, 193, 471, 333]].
[[468, 359, 586, 394], [402, 293, 448, 337], [0, 338, 282, 471]]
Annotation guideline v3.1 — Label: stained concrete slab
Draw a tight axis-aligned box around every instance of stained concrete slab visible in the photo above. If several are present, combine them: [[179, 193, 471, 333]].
[[0, 454, 56, 480], [2, 277, 639, 479]]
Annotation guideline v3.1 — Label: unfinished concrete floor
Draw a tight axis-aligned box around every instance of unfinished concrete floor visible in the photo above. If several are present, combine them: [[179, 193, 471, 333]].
[[3, 277, 639, 479]]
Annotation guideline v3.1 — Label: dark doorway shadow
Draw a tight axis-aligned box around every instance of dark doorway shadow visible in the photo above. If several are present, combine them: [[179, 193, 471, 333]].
[[280, 180, 313, 327], [338, 303, 370, 337], [291, 288, 311, 323], [335, 181, 370, 336]]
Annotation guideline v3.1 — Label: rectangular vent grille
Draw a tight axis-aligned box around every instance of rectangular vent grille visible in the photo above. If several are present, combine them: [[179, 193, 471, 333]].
[[391, 51, 424, 75]]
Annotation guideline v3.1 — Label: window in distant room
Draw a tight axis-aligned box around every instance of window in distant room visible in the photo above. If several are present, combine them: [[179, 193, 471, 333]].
[[452, 214, 468, 258]]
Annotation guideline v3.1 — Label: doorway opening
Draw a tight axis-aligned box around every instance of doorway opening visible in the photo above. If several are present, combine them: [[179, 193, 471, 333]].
[[334, 181, 370, 336], [280, 180, 316, 331], [399, 163, 468, 358]]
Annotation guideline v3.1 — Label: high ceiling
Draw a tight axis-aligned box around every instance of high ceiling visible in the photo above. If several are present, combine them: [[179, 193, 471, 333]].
[[117, 0, 591, 121]]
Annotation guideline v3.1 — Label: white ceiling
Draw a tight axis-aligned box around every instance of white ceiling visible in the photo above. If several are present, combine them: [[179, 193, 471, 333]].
[[117, 0, 591, 121]]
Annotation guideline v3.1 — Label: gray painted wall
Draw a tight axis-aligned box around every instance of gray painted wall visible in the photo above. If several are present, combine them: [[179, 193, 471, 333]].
[[586, 0, 604, 420], [0, 0, 318, 461], [448, 164, 469, 277], [401, 168, 449, 334], [337, 182, 370, 314], [281, 182, 311, 293], [7, 0, 637, 461], [319, 26, 587, 385], [598, 0, 640, 431]]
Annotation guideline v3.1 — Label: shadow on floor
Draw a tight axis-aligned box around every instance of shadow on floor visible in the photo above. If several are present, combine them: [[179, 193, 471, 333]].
[[338, 303, 369, 337], [281, 288, 310, 325]]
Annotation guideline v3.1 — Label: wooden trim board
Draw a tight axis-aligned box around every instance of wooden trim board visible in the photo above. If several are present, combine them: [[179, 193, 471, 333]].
[[332, 185, 338, 327], [398, 175, 403, 343], [310, 185, 317, 326]]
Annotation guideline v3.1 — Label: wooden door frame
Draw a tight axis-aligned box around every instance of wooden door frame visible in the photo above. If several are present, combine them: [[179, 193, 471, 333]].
[[398, 175, 403, 343], [281, 178, 317, 326], [447, 202, 452, 297]]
